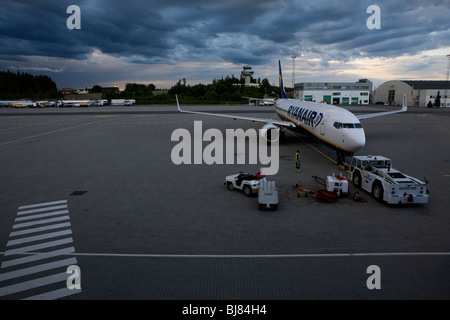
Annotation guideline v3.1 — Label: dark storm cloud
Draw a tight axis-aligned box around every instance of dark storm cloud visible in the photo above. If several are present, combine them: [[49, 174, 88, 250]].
[[1, 0, 449, 88], [0, 1, 84, 58], [2, 0, 449, 62]]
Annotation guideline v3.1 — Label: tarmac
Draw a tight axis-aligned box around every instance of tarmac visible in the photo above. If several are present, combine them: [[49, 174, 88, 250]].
[[0, 104, 449, 303]]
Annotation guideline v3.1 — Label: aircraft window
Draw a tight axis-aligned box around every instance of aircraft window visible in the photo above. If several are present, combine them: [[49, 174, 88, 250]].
[[338, 123, 362, 129], [333, 122, 343, 129]]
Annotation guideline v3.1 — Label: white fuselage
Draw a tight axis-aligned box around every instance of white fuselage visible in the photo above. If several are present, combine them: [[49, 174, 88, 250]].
[[275, 98, 366, 153]]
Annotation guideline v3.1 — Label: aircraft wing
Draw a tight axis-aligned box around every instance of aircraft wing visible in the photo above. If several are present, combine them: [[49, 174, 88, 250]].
[[357, 94, 407, 120], [176, 95, 295, 128]]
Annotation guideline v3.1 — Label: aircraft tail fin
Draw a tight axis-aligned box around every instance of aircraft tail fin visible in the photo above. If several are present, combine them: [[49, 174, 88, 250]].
[[278, 60, 288, 99]]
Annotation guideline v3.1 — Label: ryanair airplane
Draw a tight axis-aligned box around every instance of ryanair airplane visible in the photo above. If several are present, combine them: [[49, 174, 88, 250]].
[[176, 60, 407, 163]]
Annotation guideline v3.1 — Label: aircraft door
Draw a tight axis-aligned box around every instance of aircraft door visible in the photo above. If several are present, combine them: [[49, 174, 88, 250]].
[[320, 115, 329, 136]]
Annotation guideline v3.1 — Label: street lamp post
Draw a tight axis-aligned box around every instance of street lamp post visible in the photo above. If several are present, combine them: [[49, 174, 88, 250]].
[[446, 54, 450, 108], [291, 56, 297, 97]]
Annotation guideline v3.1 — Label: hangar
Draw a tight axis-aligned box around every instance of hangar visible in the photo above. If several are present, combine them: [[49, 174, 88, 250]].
[[293, 79, 373, 105], [374, 80, 450, 108]]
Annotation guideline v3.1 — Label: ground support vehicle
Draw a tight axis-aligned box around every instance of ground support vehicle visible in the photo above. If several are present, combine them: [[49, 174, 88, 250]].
[[58, 100, 91, 107], [111, 99, 135, 106], [11, 101, 33, 108], [258, 180, 278, 210], [294, 184, 314, 197], [346, 155, 428, 204], [225, 172, 265, 197], [93, 99, 109, 106], [326, 173, 349, 196]]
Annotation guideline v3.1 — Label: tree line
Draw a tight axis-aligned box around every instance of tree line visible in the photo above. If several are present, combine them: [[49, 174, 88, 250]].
[[0, 70, 282, 104], [0, 71, 62, 100], [104, 75, 281, 104]]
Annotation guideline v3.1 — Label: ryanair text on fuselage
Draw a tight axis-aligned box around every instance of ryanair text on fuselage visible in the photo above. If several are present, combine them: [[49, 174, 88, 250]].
[[287, 105, 324, 129]]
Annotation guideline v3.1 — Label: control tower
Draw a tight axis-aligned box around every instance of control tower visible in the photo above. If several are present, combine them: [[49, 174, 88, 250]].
[[241, 65, 254, 86]]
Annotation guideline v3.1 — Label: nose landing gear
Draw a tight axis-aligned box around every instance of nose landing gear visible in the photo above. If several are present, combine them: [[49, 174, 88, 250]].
[[336, 150, 352, 166]]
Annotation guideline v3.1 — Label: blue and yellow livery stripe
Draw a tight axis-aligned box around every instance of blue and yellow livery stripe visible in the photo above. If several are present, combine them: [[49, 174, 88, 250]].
[[276, 109, 353, 153]]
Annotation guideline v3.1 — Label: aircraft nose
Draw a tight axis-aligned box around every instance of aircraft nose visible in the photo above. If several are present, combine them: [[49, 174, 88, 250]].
[[348, 130, 366, 151]]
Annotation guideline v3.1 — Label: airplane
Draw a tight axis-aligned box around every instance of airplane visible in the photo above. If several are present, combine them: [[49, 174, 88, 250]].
[[176, 60, 407, 164]]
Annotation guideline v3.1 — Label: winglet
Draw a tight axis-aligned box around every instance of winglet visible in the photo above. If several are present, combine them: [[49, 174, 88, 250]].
[[402, 94, 407, 112], [357, 94, 408, 120], [176, 94, 183, 112]]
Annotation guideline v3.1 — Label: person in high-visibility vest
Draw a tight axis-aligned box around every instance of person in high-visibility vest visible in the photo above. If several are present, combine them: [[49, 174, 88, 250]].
[[295, 150, 301, 173]]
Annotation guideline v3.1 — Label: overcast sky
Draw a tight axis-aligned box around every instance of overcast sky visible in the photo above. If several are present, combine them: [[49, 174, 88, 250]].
[[1, 0, 449, 90]]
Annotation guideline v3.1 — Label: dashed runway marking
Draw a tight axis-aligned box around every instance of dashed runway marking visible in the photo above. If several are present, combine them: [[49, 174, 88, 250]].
[[0, 200, 81, 300]]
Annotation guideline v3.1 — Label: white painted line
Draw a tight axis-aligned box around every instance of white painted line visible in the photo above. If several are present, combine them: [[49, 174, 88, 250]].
[[4, 238, 74, 256], [17, 205, 68, 216], [13, 216, 70, 229], [18, 200, 67, 210], [0, 272, 67, 297], [2, 251, 450, 259], [1, 247, 75, 268], [7, 230, 73, 247], [0, 257, 77, 282], [23, 287, 81, 300], [15, 210, 69, 222], [9, 222, 72, 237], [62, 251, 450, 258]]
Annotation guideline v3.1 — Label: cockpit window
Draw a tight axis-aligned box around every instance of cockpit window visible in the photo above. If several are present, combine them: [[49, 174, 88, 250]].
[[334, 122, 362, 129]]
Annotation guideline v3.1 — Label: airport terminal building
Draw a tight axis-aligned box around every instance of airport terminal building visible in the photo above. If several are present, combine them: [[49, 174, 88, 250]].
[[293, 79, 373, 105], [374, 80, 450, 108]]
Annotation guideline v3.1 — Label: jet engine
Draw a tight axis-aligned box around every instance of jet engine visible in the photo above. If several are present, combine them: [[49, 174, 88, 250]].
[[260, 123, 280, 142]]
